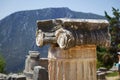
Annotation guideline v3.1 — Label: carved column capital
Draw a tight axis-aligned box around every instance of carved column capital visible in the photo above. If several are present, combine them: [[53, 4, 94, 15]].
[[36, 18, 110, 49], [55, 28, 75, 49], [36, 30, 44, 47]]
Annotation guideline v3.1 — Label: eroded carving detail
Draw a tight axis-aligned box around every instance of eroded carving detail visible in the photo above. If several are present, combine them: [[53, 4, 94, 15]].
[[36, 18, 110, 49]]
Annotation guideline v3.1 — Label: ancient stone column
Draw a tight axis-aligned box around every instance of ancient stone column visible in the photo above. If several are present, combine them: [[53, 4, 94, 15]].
[[36, 18, 110, 80], [24, 51, 40, 72], [24, 51, 40, 80]]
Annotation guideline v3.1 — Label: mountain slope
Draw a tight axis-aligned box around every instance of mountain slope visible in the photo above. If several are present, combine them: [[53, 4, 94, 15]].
[[0, 7, 105, 72]]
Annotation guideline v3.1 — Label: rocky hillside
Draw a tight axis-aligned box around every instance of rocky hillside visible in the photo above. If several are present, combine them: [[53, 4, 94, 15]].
[[0, 7, 105, 72]]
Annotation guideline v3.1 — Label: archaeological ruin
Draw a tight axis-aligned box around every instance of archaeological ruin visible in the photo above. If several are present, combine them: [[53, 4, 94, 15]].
[[36, 18, 110, 80], [0, 18, 110, 80], [24, 51, 48, 80]]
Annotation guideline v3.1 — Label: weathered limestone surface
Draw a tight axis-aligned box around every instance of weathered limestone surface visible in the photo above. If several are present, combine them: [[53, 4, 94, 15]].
[[36, 18, 110, 49], [24, 51, 40, 72], [48, 45, 96, 80], [24, 51, 40, 80], [36, 18, 110, 80]]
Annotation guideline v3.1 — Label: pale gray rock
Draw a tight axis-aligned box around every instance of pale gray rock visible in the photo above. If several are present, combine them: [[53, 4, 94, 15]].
[[0, 73, 7, 80], [7, 74, 26, 80]]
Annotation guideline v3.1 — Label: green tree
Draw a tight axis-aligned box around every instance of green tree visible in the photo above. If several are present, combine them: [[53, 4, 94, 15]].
[[102, 53, 113, 69], [97, 46, 113, 69], [97, 52, 113, 69], [0, 53, 6, 73], [105, 7, 120, 53]]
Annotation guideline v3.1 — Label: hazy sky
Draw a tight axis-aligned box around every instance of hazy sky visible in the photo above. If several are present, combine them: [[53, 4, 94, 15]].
[[0, 0, 120, 20]]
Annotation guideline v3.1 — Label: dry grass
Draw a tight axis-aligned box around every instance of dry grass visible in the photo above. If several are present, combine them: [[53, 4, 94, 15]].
[[106, 76, 120, 80]]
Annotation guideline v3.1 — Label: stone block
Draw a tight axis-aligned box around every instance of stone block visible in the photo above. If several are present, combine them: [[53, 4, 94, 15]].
[[23, 72, 33, 80], [98, 67, 107, 72], [7, 74, 26, 80], [97, 72, 106, 80], [33, 66, 48, 80]]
